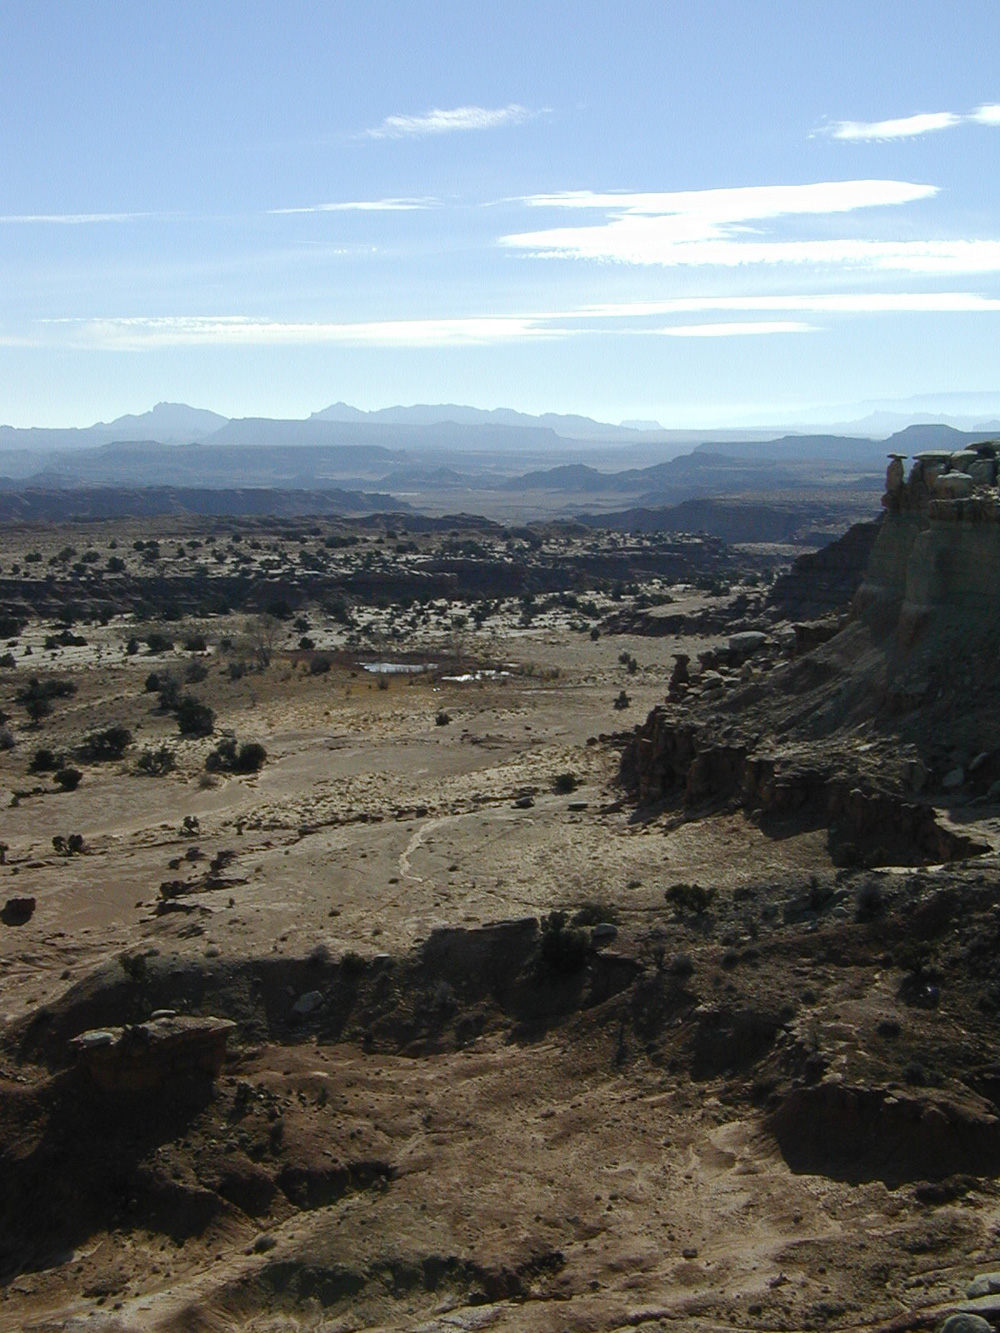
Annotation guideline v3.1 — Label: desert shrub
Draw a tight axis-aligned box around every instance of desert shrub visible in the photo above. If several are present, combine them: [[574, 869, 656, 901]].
[[205, 736, 266, 774], [29, 747, 61, 772], [145, 631, 173, 654], [613, 690, 630, 711], [0, 652, 16, 669], [0, 726, 14, 752], [126, 637, 140, 655], [309, 654, 331, 675], [80, 725, 132, 762], [184, 660, 209, 683], [227, 660, 248, 681], [182, 632, 208, 652], [107, 556, 125, 573], [144, 671, 162, 693], [665, 883, 715, 915], [668, 953, 695, 979], [157, 678, 181, 712], [572, 901, 618, 927], [44, 629, 86, 649], [175, 695, 215, 737], [298, 636, 316, 651], [435, 710, 451, 726], [136, 745, 175, 776], [53, 766, 82, 791], [0, 615, 27, 638], [589, 627, 600, 641], [539, 910, 589, 975], [16, 676, 77, 724], [552, 772, 578, 795], [855, 881, 885, 922]]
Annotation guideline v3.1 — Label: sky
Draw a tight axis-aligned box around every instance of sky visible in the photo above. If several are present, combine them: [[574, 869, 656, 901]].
[[1, 0, 999, 428]]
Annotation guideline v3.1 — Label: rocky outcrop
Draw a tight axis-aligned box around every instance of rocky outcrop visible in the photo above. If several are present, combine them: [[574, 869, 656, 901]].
[[72, 1015, 236, 1093], [620, 714, 985, 867], [858, 444, 1000, 647], [768, 1080, 1000, 1184]]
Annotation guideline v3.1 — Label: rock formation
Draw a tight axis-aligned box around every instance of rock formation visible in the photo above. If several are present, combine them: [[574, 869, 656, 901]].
[[72, 1015, 236, 1093]]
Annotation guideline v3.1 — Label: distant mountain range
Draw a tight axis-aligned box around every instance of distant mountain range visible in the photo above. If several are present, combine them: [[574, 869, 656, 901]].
[[5, 399, 999, 458], [310, 401, 668, 441]]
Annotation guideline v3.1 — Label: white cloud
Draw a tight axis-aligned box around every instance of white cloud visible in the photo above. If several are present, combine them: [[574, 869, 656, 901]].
[[580, 292, 1000, 317], [830, 111, 961, 141], [269, 198, 434, 214], [657, 321, 814, 337], [825, 104, 1000, 140], [33, 286, 1000, 353], [0, 211, 157, 224], [518, 180, 934, 218], [365, 104, 531, 139], [54, 314, 557, 350], [501, 180, 1000, 273]]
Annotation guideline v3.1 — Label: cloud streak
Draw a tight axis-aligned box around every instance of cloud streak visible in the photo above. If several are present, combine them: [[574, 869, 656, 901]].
[[52, 314, 556, 350], [0, 211, 160, 224], [518, 180, 935, 217], [657, 321, 814, 337], [32, 288, 1000, 352], [269, 198, 435, 214], [365, 103, 532, 139], [826, 104, 1000, 140], [501, 179, 1000, 272]]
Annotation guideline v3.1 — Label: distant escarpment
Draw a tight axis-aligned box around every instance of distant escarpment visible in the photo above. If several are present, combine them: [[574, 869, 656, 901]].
[[0, 485, 406, 523]]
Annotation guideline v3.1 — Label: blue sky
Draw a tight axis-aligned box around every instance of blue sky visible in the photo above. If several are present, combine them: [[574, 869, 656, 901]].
[[2, 0, 999, 427]]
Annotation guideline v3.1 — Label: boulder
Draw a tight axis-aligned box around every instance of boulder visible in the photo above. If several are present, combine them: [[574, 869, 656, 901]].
[[1, 896, 35, 926], [942, 1314, 994, 1333]]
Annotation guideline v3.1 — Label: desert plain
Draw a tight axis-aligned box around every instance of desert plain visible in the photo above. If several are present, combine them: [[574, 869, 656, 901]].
[[2, 513, 1000, 1333]]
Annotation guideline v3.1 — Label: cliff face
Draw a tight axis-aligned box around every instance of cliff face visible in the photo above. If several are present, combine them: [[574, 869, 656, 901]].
[[619, 442, 1000, 867], [856, 443, 1000, 649]]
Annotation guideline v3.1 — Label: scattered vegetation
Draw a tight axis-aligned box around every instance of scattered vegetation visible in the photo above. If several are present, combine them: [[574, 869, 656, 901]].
[[175, 695, 215, 737], [15, 676, 77, 725], [665, 883, 716, 915], [205, 736, 267, 774], [135, 745, 176, 776], [539, 910, 590, 975], [79, 725, 132, 762]]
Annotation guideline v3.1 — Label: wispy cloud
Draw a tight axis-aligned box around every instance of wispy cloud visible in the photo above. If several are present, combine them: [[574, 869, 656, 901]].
[[517, 181, 935, 217], [0, 211, 159, 224], [825, 104, 1000, 141], [269, 198, 435, 214], [31, 287, 1000, 352], [365, 103, 532, 139], [501, 180, 997, 271], [657, 321, 814, 337], [52, 314, 558, 350], [581, 292, 1000, 317], [830, 111, 961, 141]]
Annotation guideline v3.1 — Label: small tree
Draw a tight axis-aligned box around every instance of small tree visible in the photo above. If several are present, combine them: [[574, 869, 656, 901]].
[[80, 725, 132, 761], [175, 695, 215, 737]]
